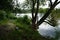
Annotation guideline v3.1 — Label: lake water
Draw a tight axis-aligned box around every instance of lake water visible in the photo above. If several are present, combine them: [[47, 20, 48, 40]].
[[16, 13, 60, 39]]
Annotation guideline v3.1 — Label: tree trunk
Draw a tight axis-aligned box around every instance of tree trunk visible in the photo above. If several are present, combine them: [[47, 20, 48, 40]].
[[32, 0, 39, 30]]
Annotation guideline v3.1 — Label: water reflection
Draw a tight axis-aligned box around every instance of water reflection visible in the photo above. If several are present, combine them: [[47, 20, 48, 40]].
[[38, 22, 56, 38]]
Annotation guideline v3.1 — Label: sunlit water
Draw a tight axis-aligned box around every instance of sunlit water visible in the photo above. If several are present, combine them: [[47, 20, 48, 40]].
[[16, 13, 60, 39]]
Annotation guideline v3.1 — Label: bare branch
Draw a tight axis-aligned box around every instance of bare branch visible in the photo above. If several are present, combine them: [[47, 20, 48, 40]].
[[56, 1, 60, 5], [34, 0, 39, 23], [44, 21, 54, 26], [31, 0, 35, 18], [49, 0, 53, 6], [53, 0, 58, 4]]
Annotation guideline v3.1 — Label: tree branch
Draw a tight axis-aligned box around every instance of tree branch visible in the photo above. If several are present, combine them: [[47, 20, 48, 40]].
[[37, 0, 59, 26], [34, 0, 39, 23], [56, 1, 60, 5], [31, 0, 35, 19], [49, 0, 53, 6], [31, 0, 36, 28], [44, 21, 55, 26], [53, 0, 58, 4]]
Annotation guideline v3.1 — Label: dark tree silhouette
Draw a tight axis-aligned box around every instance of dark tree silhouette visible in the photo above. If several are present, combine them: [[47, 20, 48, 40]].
[[0, 0, 14, 11], [31, 0, 60, 30]]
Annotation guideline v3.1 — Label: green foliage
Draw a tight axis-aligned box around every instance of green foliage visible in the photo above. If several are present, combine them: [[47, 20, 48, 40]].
[[0, 15, 44, 40], [0, 0, 14, 11], [39, 8, 49, 13], [52, 9, 60, 19], [16, 15, 31, 25], [0, 10, 17, 21], [0, 10, 6, 20]]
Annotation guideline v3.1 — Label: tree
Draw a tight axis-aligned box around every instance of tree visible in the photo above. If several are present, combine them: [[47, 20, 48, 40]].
[[22, 0, 60, 30]]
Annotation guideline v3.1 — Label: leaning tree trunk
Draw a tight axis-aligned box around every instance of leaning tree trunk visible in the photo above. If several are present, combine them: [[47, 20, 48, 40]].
[[37, 0, 59, 26]]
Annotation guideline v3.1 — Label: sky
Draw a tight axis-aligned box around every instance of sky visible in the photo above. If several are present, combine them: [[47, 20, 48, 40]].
[[19, 0, 60, 8], [19, 0, 25, 3]]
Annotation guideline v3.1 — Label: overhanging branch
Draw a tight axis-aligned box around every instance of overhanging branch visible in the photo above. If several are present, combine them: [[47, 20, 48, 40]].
[[37, 0, 60, 26], [56, 1, 60, 5], [44, 21, 55, 26], [37, 6, 54, 26]]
